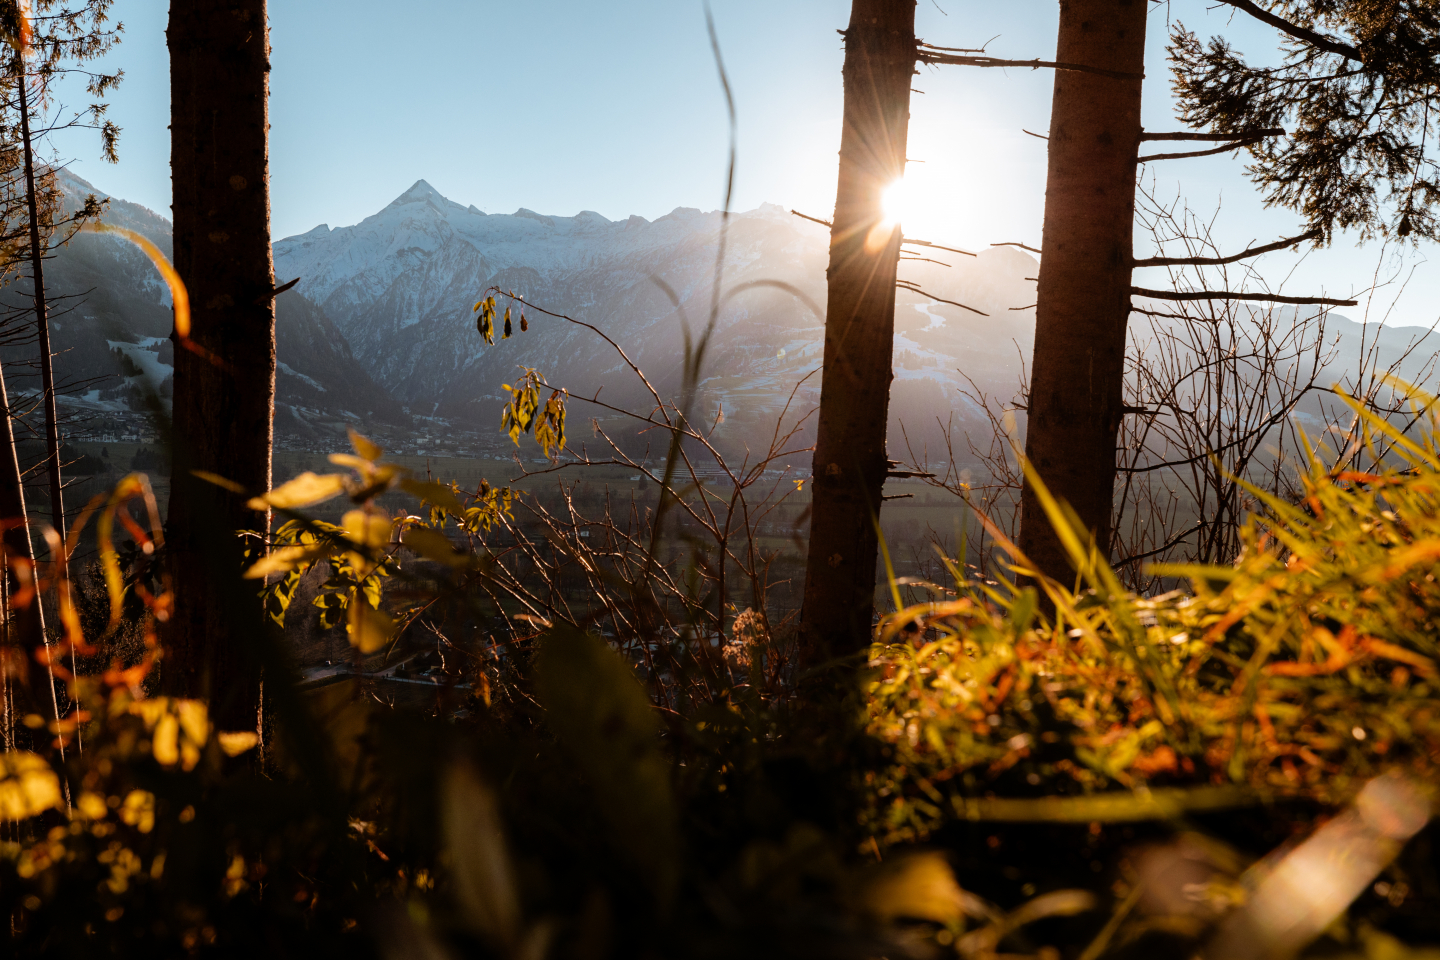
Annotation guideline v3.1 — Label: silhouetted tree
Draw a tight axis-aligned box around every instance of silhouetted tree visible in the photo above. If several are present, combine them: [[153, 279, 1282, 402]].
[[166, 0, 276, 726], [799, 0, 915, 663]]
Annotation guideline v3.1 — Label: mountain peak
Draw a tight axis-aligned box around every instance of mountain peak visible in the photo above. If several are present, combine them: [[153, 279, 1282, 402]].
[[391, 179, 444, 206]]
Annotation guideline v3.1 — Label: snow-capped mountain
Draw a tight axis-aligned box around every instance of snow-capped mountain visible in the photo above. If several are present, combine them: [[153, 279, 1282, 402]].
[[0, 170, 403, 441], [273, 179, 1042, 456]]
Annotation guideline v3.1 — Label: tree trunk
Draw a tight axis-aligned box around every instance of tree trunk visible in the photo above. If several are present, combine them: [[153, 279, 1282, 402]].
[[16, 59, 66, 564], [1017, 0, 1147, 587], [800, 0, 915, 664], [166, 0, 276, 729]]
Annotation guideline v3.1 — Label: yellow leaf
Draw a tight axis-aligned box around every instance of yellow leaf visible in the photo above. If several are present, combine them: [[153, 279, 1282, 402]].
[[244, 543, 328, 579], [77, 790, 108, 820], [403, 526, 470, 568], [858, 851, 967, 925], [343, 510, 394, 551], [400, 478, 466, 515], [247, 472, 346, 511], [0, 751, 63, 820], [120, 790, 155, 833], [348, 600, 395, 654], [176, 700, 210, 751], [217, 731, 260, 757], [328, 453, 369, 471], [153, 713, 180, 766], [348, 428, 383, 462], [128, 698, 169, 728]]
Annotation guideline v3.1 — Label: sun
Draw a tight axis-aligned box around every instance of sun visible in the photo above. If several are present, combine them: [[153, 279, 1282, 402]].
[[880, 178, 913, 227]]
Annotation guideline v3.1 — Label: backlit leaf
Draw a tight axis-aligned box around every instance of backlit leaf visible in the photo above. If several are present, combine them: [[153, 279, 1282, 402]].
[[247, 472, 346, 511]]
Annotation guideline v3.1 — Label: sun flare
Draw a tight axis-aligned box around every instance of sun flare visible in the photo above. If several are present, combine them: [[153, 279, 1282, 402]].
[[880, 178, 913, 227]]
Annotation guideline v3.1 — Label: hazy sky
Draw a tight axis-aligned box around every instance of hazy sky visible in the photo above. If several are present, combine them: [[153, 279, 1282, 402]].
[[49, 0, 1440, 328]]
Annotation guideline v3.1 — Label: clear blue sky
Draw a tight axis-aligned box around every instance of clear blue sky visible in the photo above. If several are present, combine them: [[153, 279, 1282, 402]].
[[51, 1, 1439, 328]]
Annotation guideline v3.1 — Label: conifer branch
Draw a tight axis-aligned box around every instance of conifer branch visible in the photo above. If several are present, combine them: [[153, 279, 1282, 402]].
[[1134, 228, 1321, 267], [1215, 0, 1363, 61]]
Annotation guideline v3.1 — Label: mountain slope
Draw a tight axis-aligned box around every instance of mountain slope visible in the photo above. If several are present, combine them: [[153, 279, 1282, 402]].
[[0, 170, 404, 437]]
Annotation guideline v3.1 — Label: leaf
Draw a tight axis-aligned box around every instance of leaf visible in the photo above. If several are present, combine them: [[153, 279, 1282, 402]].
[[348, 599, 395, 654], [857, 851, 967, 924], [247, 472, 346, 511], [537, 627, 678, 906], [343, 509, 394, 551], [217, 731, 260, 757], [402, 526, 470, 568], [442, 759, 520, 947], [503, 306, 512, 339], [348, 427, 384, 462], [400, 478, 467, 515], [0, 751, 63, 819], [244, 543, 329, 580]]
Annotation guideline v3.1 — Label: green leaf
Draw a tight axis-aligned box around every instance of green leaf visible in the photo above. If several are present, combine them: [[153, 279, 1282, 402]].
[[537, 627, 678, 907]]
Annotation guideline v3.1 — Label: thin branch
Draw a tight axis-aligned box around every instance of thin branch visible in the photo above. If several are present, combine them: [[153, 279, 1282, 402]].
[[903, 236, 976, 256], [790, 209, 831, 229], [1130, 286, 1357, 306], [1215, 0, 1362, 61], [896, 280, 989, 316], [1140, 128, 1285, 141], [1134, 228, 1320, 267], [1023, 129, 1048, 141], [1139, 135, 1271, 162], [991, 241, 1040, 254], [916, 49, 1144, 81], [1113, 521, 1204, 567], [900, 255, 950, 266]]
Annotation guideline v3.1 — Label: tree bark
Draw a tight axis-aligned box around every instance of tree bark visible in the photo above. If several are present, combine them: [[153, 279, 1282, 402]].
[[1017, 0, 1148, 586], [800, 0, 915, 664], [15, 59, 66, 565], [166, 0, 275, 729]]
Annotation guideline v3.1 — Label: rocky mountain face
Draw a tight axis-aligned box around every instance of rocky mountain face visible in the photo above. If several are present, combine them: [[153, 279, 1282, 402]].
[[10, 172, 1434, 470], [272, 179, 1042, 461], [0, 171, 403, 443]]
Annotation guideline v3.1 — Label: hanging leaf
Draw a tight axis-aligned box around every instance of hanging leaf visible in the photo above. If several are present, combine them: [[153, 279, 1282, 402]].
[[520, 313, 528, 332], [503, 306, 512, 339]]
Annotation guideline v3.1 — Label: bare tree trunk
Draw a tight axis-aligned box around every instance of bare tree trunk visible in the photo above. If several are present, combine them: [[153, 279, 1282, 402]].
[[1017, 0, 1147, 586], [166, 0, 276, 729], [800, 0, 915, 664], [15, 58, 66, 565]]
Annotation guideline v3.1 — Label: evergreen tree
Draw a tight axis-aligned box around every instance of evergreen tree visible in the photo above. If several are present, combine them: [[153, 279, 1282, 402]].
[[799, 0, 916, 663], [166, 0, 276, 727]]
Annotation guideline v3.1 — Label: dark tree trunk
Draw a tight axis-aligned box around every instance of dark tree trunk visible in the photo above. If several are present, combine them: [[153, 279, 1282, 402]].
[[166, 0, 276, 729], [800, 0, 915, 664], [1017, 0, 1147, 586], [16, 60, 66, 561]]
